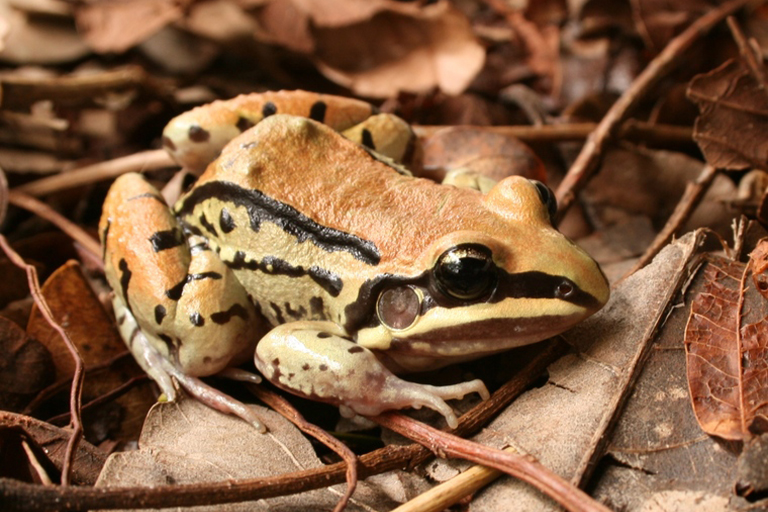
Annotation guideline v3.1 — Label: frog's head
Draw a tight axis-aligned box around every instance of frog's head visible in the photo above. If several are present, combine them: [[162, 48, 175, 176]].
[[355, 176, 609, 370]]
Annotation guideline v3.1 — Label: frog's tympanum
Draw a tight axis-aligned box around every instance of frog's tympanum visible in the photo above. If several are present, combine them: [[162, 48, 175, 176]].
[[101, 91, 609, 432]]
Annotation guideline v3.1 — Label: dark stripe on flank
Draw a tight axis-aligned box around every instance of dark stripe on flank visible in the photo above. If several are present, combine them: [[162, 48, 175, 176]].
[[154, 304, 167, 325], [149, 228, 184, 252], [226, 251, 343, 297], [101, 219, 111, 261], [177, 181, 380, 265], [309, 101, 327, 122]]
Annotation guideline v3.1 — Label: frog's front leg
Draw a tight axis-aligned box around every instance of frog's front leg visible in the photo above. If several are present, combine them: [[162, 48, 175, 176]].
[[254, 322, 489, 429]]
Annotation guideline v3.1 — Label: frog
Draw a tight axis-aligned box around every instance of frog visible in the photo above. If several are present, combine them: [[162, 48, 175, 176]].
[[100, 90, 610, 433]]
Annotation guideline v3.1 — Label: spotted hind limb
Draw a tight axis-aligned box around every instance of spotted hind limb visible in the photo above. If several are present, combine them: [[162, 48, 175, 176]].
[[253, 321, 490, 429], [101, 173, 270, 431]]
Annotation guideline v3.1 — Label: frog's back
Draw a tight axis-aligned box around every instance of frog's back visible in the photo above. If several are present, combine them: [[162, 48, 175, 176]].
[[173, 115, 501, 329]]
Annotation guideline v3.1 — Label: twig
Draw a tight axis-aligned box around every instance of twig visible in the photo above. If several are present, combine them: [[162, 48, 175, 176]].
[[248, 385, 358, 512], [373, 413, 611, 512], [390, 446, 518, 512], [7, 190, 102, 261], [0, 236, 84, 486], [554, 0, 757, 218], [619, 164, 719, 281], [0, 340, 565, 511], [13, 149, 173, 197], [726, 16, 768, 96]]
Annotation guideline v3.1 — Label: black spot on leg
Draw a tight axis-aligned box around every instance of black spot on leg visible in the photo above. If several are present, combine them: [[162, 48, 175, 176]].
[[317, 332, 332, 339], [117, 314, 126, 325], [210, 304, 249, 324], [154, 305, 167, 325], [318, 364, 328, 371], [302, 363, 310, 371], [262, 101, 277, 117], [190, 312, 205, 326], [361, 128, 375, 150], [348, 346, 364, 354], [188, 125, 210, 143], [219, 208, 236, 233], [309, 101, 327, 122], [101, 219, 111, 260], [272, 358, 280, 366], [149, 228, 184, 252], [310, 296, 325, 319], [236, 116, 254, 132], [118, 259, 132, 305]]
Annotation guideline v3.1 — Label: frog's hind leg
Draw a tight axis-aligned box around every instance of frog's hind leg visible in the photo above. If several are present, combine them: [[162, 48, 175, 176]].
[[101, 173, 269, 431], [254, 321, 489, 429]]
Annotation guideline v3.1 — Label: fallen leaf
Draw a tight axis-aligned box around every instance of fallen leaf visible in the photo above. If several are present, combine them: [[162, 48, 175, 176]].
[[0, 410, 107, 485], [26, 261, 155, 442], [687, 58, 768, 171], [312, 2, 485, 97], [75, 0, 183, 53], [0, 316, 53, 412], [684, 248, 768, 441], [96, 397, 407, 511]]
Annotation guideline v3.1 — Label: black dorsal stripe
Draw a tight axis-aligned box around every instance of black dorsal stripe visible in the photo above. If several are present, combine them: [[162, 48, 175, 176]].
[[149, 228, 184, 252], [177, 181, 380, 266]]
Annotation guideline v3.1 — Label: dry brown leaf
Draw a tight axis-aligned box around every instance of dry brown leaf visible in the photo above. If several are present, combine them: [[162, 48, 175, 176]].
[[312, 2, 484, 97], [687, 58, 768, 172], [0, 410, 107, 485], [0, 316, 53, 412], [685, 250, 768, 441], [96, 397, 408, 511], [75, 0, 183, 53], [26, 261, 155, 441], [0, 2, 89, 64]]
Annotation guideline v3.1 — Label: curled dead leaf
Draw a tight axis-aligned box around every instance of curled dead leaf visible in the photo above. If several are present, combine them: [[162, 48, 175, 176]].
[[687, 58, 768, 171]]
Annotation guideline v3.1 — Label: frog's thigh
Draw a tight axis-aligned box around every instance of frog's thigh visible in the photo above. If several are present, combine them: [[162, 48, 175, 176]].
[[254, 321, 489, 428]]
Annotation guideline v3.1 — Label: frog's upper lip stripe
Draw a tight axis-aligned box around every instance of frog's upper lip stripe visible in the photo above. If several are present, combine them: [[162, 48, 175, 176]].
[[176, 180, 382, 266]]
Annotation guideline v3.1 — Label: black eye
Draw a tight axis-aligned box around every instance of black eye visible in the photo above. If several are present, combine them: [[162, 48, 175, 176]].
[[533, 181, 557, 222], [434, 244, 497, 301]]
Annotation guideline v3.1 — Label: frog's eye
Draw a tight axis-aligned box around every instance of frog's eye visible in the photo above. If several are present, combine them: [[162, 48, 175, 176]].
[[533, 180, 557, 222], [434, 244, 497, 301]]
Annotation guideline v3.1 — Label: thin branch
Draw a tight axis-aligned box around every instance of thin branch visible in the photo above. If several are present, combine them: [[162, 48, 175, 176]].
[[13, 149, 173, 197], [726, 16, 768, 97], [7, 190, 102, 261], [0, 236, 84, 486], [554, 0, 758, 218]]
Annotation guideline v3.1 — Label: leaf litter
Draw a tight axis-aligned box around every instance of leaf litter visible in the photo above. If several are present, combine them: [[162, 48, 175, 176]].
[[3, 1, 768, 511]]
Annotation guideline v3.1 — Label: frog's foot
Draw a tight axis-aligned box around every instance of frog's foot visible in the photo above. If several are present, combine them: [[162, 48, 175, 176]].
[[114, 295, 267, 433], [254, 321, 489, 429]]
